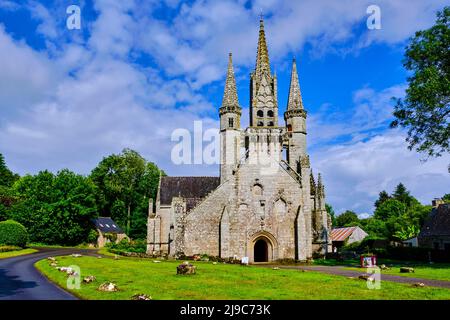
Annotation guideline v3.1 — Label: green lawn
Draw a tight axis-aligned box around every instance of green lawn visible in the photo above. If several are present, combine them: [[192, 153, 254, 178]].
[[0, 248, 38, 259], [344, 264, 450, 282], [35, 255, 450, 300]]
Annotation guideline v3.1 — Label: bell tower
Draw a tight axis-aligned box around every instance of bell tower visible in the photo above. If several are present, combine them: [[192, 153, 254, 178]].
[[250, 18, 278, 128]]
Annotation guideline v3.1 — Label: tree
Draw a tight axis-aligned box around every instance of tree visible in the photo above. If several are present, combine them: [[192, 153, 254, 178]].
[[325, 203, 336, 226], [392, 183, 418, 207], [390, 7, 450, 165], [374, 190, 390, 209], [90, 149, 164, 239], [8, 170, 98, 245], [0, 153, 18, 187], [360, 218, 388, 238], [374, 199, 406, 221], [394, 225, 420, 241], [442, 193, 450, 203], [335, 210, 359, 227]]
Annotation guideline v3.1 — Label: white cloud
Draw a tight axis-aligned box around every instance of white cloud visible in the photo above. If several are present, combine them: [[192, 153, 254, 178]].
[[0, 0, 448, 215], [311, 131, 450, 215], [0, 0, 19, 11]]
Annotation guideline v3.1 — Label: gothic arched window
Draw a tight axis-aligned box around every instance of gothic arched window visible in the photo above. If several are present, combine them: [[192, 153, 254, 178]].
[[268, 121, 274, 127], [274, 199, 287, 216], [257, 121, 264, 127], [267, 110, 274, 117], [257, 110, 264, 117]]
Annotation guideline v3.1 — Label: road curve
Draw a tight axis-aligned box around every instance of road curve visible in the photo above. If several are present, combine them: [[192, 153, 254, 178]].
[[0, 248, 98, 300]]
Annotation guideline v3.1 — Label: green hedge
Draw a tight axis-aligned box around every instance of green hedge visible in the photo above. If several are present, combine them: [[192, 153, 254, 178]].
[[0, 220, 29, 248], [106, 239, 146, 253], [374, 246, 450, 262], [0, 245, 22, 252]]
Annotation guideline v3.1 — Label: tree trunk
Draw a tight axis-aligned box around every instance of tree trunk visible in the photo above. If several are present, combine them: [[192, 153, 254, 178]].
[[127, 203, 131, 235]]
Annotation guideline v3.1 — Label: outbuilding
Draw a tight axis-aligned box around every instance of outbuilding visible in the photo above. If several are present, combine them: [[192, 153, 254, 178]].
[[331, 226, 368, 252], [92, 217, 128, 248]]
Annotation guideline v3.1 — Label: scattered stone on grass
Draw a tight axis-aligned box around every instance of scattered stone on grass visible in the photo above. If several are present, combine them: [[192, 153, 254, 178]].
[[380, 264, 390, 270], [131, 293, 152, 300], [50, 262, 58, 267], [114, 255, 119, 260], [98, 282, 118, 292], [272, 267, 280, 270], [83, 275, 96, 283], [71, 253, 82, 258], [359, 274, 375, 282], [153, 260, 161, 263], [400, 267, 415, 273], [212, 262, 217, 265], [177, 262, 196, 275], [47, 257, 56, 262], [412, 282, 425, 288]]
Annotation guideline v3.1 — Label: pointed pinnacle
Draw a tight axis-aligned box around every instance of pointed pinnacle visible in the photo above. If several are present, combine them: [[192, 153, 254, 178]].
[[287, 58, 304, 110], [222, 52, 239, 108], [255, 17, 271, 77]]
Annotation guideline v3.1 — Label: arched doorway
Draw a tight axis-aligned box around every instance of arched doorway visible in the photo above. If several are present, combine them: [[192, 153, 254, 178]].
[[254, 238, 269, 262]]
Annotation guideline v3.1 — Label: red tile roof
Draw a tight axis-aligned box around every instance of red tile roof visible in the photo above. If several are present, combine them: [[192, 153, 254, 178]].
[[331, 227, 357, 241]]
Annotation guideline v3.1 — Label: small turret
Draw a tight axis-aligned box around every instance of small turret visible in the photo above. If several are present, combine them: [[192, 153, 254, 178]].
[[285, 58, 307, 172], [219, 53, 241, 183]]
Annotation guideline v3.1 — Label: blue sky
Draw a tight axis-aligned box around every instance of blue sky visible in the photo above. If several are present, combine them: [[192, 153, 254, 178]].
[[0, 0, 448, 215]]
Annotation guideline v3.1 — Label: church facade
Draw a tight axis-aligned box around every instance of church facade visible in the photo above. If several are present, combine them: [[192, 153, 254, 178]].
[[147, 19, 332, 262]]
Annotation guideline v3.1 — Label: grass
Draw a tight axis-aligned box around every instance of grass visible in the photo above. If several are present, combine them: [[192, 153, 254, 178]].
[[344, 264, 450, 282], [35, 255, 450, 300], [0, 248, 38, 259]]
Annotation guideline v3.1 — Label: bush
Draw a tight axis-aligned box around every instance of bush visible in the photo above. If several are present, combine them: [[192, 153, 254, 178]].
[[343, 241, 362, 251], [0, 220, 28, 247], [375, 246, 450, 263], [107, 239, 146, 253], [0, 245, 22, 252], [87, 229, 99, 244]]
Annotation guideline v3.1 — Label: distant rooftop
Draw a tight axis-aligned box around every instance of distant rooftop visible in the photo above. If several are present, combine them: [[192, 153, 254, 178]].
[[331, 226, 358, 241], [92, 217, 124, 234]]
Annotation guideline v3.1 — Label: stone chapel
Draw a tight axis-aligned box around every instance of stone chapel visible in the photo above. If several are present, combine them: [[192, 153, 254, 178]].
[[147, 18, 332, 262]]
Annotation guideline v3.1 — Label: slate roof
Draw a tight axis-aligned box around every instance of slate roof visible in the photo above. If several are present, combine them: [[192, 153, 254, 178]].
[[92, 217, 124, 234], [160, 176, 220, 211], [419, 204, 450, 237], [331, 227, 357, 242]]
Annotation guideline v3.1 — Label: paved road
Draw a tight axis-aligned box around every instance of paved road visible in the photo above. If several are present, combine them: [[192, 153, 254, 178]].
[[0, 248, 99, 300], [263, 265, 450, 289]]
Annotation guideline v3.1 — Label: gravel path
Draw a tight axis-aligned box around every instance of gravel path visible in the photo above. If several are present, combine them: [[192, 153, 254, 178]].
[[262, 264, 450, 289]]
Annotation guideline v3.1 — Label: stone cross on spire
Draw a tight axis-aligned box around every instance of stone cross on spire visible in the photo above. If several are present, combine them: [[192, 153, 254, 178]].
[[287, 58, 304, 110], [255, 16, 271, 77], [222, 53, 239, 108]]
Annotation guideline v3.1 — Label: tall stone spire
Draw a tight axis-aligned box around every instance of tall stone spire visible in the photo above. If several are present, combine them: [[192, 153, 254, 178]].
[[255, 17, 271, 78], [287, 58, 304, 110], [222, 53, 239, 108]]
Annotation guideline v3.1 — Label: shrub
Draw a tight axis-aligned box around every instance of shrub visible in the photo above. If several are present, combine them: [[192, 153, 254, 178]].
[[87, 229, 99, 244], [0, 245, 22, 252], [107, 239, 146, 253], [0, 220, 28, 247], [343, 241, 362, 251]]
